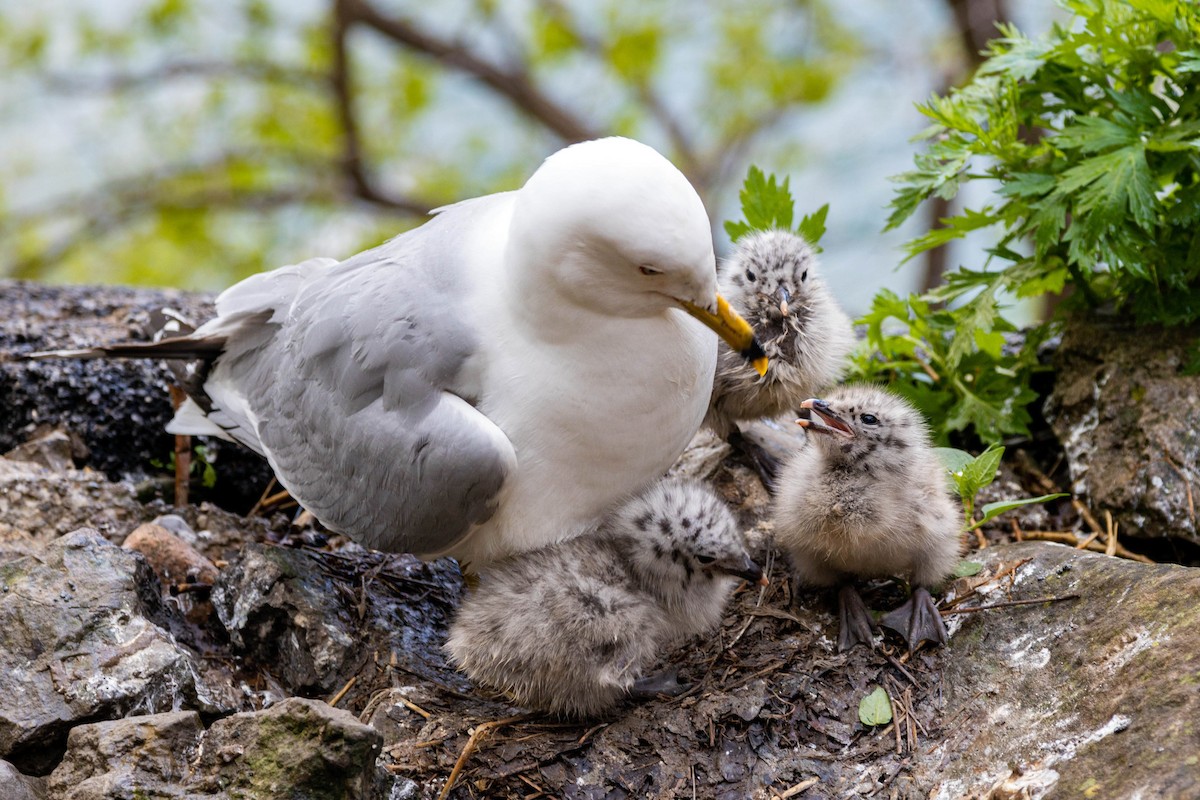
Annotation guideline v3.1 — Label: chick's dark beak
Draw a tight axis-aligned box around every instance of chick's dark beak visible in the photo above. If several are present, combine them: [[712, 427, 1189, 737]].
[[774, 285, 791, 317], [711, 553, 769, 586], [796, 398, 856, 439]]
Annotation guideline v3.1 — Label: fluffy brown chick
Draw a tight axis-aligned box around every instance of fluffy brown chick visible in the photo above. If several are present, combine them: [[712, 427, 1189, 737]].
[[772, 385, 962, 651]]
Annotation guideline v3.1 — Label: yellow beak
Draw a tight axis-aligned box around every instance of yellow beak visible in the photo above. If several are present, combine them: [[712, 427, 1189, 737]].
[[679, 295, 769, 377]]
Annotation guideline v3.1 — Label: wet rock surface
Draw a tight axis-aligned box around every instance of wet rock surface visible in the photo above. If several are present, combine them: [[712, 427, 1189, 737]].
[[1046, 314, 1200, 553], [2, 283, 1199, 798]]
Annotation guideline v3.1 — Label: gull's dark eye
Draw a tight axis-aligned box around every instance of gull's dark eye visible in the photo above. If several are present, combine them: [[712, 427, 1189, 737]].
[[861, 413, 879, 425], [800, 269, 808, 281], [695, 554, 716, 565], [639, 265, 663, 276], [746, 270, 757, 282]]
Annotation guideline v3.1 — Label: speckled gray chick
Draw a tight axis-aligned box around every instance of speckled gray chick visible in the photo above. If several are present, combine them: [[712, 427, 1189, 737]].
[[445, 479, 764, 718], [706, 230, 854, 440], [772, 385, 962, 651]]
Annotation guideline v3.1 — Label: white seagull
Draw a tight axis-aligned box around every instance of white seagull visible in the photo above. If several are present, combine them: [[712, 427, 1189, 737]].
[[31, 137, 766, 569]]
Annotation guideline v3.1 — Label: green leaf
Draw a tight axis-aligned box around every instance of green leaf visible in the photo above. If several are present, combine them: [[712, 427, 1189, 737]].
[[960, 443, 1004, 497], [952, 560, 984, 578], [797, 203, 829, 248], [935, 447, 976, 476], [973, 494, 1070, 528], [725, 166, 795, 242], [858, 687, 893, 726]]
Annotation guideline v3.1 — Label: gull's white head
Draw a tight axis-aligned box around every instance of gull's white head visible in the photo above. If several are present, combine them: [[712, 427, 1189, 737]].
[[509, 137, 716, 315], [509, 137, 764, 370]]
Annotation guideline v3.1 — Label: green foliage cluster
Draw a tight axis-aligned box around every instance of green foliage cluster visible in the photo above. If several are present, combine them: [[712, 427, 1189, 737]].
[[723, 166, 828, 248], [854, 0, 1200, 443]]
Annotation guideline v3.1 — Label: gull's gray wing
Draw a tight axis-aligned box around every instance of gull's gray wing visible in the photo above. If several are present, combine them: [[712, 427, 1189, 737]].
[[200, 197, 517, 555]]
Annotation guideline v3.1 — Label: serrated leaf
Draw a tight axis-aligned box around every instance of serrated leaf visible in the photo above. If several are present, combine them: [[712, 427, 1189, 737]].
[[952, 560, 984, 578], [797, 203, 829, 248], [727, 166, 795, 241], [858, 687, 893, 726]]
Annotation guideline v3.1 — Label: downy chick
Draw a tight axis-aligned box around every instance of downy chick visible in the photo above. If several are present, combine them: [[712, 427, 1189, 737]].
[[706, 231, 854, 480], [772, 385, 962, 651], [445, 479, 765, 718]]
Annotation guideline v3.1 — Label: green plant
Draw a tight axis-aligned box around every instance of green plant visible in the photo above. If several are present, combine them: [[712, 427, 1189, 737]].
[[937, 444, 1067, 532], [855, 0, 1200, 443], [151, 443, 217, 489], [724, 166, 829, 248]]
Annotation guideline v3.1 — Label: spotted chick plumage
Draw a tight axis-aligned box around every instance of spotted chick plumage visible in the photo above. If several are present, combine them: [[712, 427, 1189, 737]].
[[445, 479, 763, 717], [706, 230, 854, 439]]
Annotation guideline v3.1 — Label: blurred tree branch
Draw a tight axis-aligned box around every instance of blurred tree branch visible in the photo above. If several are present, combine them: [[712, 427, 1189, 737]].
[[342, 0, 599, 143], [0, 0, 855, 287]]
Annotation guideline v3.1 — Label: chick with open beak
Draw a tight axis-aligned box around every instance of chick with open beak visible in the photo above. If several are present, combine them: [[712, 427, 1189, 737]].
[[704, 230, 854, 482], [774, 386, 963, 652]]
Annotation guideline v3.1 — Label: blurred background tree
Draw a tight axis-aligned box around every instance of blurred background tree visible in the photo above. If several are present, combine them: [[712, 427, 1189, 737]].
[[0, 0, 1057, 310]]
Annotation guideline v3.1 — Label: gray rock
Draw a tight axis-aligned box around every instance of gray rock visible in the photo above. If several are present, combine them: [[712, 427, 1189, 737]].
[[0, 529, 224, 773], [1045, 316, 1200, 547], [189, 698, 382, 800], [45, 701, 382, 800], [922, 541, 1200, 799], [3, 427, 76, 471], [0, 458, 146, 545], [0, 760, 47, 800], [211, 544, 363, 694], [45, 711, 204, 800], [211, 543, 464, 700]]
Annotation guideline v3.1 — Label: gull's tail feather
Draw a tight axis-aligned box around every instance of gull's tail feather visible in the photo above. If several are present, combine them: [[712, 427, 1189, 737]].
[[24, 335, 227, 362]]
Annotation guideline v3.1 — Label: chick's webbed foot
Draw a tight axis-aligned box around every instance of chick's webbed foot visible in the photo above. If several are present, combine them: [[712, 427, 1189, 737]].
[[837, 584, 876, 652], [881, 586, 947, 651], [629, 670, 690, 700]]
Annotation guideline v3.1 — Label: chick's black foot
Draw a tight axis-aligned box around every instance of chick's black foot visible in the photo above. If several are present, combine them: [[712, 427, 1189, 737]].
[[629, 670, 690, 700], [881, 586, 947, 651], [837, 584, 876, 652], [727, 426, 784, 489]]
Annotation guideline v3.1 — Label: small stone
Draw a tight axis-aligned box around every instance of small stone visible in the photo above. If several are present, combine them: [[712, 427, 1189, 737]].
[[122, 522, 219, 586]]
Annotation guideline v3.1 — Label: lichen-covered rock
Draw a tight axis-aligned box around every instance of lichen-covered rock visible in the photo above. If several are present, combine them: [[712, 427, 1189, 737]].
[[922, 541, 1200, 799], [189, 698, 382, 799], [0, 529, 226, 773], [45, 711, 204, 800], [1045, 315, 1200, 547]]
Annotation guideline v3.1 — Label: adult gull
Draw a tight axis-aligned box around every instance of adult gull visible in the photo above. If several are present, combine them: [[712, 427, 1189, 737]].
[[33, 137, 767, 569]]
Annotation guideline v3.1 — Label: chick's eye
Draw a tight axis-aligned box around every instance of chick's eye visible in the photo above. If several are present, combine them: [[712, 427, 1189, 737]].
[[860, 413, 879, 425], [695, 554, 716, 565], [746, 270, 757, 282], [639, 265, 663, 276]]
